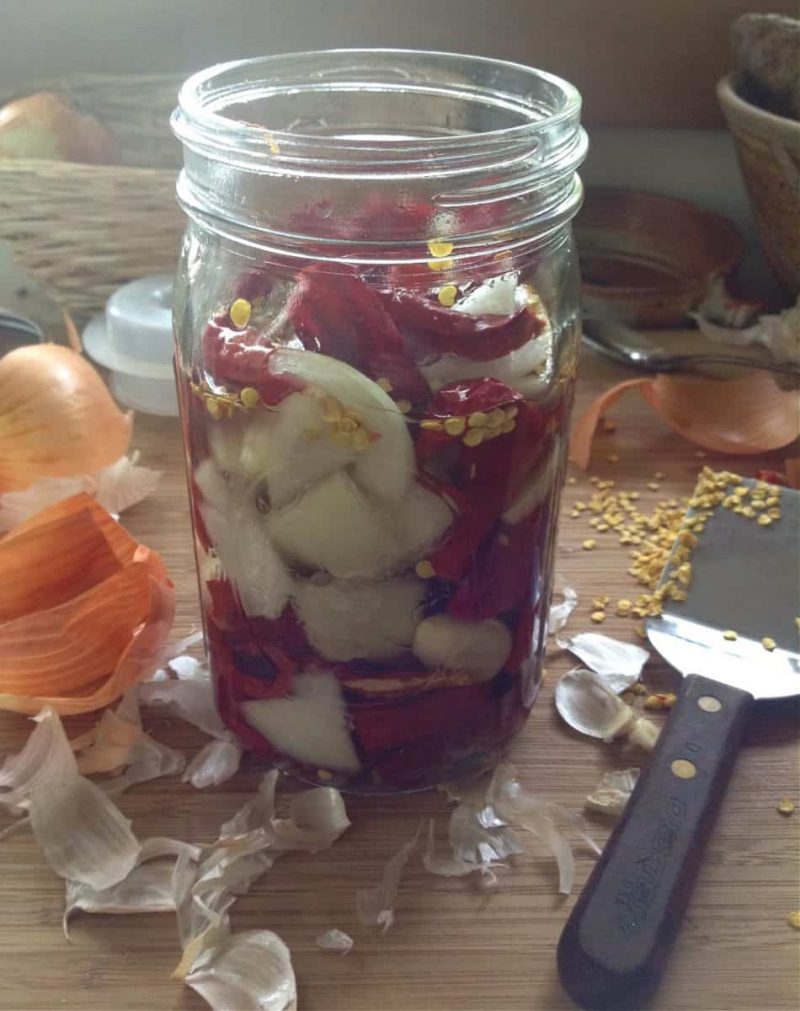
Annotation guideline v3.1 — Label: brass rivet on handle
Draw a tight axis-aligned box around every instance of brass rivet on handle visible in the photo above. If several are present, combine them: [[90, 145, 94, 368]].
[[671, 759, 697, 779], [697, 695, 722, 713]]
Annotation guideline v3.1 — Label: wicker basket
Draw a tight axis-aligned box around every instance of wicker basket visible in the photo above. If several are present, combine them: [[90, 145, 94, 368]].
[[718, 74, 800, 297], [0, 74, 187, 321]]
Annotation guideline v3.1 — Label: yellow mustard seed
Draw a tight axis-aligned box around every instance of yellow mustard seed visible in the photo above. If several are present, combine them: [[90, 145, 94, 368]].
[[647, 482, 660, 491], [376, 377, 394, 393], [566, 476, 577, 485], [437, 283, 458, 307], [582, 539, 597, 550], [463, 428, 485, 448], [643, 694, 665, 711], [597, 523, 610, 532], [758, 514, 773, 526], [506, 405, 519, 420], [616, 599, 632, 616], [352, 428, 369, 450], [468, 411, 489, 428], [421, 419, 443, 431], [500, 419, 517, 434], [486, 407, 506, 429], [591, 598, 607, 610], [590, 610, 606, 623], [443, 416, 466, 436], [777, 798, 795, 816], [415, 560, 436, 579], [723, 629, 738, 641], [205, 396, 223, 419], [239, 386, 261, 409], [570, 510, 580, 519], [427, 238, 454, 258], [788, 912, 800, 930], [635, 623, 648, 640], [427, 257, 454, 272], [631, 682, 648, 695], [229, 297, 252, 329], [396, 399, 412, 415], [762, 637, 777, 652]]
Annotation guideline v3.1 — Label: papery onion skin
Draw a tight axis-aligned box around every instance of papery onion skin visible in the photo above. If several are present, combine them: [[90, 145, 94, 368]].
[[0, 345, 131, 491], [570, 371, 800, 470]]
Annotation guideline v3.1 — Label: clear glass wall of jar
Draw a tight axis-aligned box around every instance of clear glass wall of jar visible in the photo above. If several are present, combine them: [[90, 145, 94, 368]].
[[171, 50, 587, 793]]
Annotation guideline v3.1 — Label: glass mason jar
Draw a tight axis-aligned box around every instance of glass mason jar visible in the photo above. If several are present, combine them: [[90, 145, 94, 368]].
[[171, 50, 587, 793]]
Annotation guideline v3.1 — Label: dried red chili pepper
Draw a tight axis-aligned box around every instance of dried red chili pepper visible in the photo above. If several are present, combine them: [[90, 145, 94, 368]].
[[202, 319, 303, 405], [755, 469, 788, 487], [286, 263, 428, 400], [351, 681, 489, 756], [232, 267, 275, 304], [380, 290, 544, 361], [447, 508, 544, 620], [416, 382, 548, 581], [430, 376, 524, 417]]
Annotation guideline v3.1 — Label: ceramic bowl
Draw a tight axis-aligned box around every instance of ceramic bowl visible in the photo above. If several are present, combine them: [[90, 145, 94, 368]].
[[575, 188, 745, 328]]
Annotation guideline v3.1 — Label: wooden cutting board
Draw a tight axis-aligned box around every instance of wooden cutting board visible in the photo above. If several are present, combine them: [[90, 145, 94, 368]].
[[0, 348, 797, 1011]]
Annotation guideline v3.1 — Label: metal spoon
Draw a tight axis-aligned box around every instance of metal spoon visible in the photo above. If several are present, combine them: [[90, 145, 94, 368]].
[[582, 317, 800, 379]]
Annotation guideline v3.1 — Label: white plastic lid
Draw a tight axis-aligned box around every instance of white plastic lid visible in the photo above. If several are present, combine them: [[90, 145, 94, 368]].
[[83, 274, 180, 416], [106, 274, 174, 370]]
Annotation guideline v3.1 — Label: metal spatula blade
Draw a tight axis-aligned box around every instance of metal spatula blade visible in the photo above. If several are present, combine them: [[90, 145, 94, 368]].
[[647, 479, 800, 699], [559, 479, 800, 1010]]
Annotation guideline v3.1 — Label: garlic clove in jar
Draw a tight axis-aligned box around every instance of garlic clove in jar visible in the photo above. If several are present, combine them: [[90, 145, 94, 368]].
[[392, 481, 454, 563], [266, 470, 400, 578], [241, 670, 360, 772], [293, 576, 424, 662], [238, 391, 355, 508], [413, 615, 512, 682], [194, 460, 292, 619], [270, 347, 415, 501]]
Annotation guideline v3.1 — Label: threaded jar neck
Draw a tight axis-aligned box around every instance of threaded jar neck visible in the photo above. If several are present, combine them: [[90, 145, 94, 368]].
[[172, 49, 587, 261]]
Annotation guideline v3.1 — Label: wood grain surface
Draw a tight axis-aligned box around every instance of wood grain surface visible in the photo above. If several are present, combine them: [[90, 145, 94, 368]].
[[0, 350, 797, 1011]]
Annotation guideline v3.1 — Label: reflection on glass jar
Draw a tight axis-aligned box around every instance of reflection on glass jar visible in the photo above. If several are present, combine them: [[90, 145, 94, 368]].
[[171, 50, 587, 792]]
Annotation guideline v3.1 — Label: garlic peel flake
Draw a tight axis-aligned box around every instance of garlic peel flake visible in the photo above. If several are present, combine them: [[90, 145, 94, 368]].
[[585, 768, 640, 817], [315, 928, 354, 954], [0, 705, 77, 810], [557, 632, 649, 692], [356, 825, 420, 932], [555, 668, 660, 750], [547, 584, 578, 637], [184, 929, 297, 1011], [28, 772, 140, 890]]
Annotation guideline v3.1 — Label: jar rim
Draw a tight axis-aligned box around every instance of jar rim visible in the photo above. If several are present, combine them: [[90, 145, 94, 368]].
[[172, 48, 583, 178]]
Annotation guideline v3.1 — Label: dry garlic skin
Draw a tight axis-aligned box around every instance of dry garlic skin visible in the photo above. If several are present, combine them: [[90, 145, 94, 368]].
[[172, 51, 586, 790]]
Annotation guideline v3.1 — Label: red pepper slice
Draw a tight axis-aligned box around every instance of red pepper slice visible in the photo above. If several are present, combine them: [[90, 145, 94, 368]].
[[286, 264, 428, 401], [202, 318, 303, 405], [447, 508, 545, 620], [430, 376, 524, 417], [232, 267, 275, 304], [415, 383, 549, 581], [379, 290, 544, 362], [351, 681, 489, 756], [755, 469, 788, 487]]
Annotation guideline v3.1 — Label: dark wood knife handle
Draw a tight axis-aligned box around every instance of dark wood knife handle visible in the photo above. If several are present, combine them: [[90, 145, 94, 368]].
[[557, 673, 753, 1010]]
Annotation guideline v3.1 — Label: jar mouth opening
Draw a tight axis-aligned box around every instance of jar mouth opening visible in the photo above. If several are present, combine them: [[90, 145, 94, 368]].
[[172, 48, 583, 177]]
